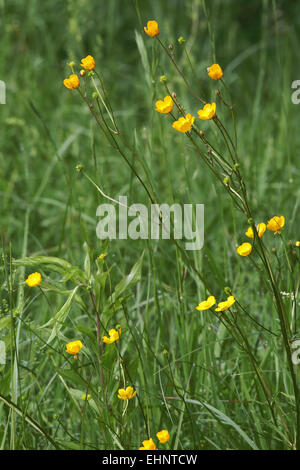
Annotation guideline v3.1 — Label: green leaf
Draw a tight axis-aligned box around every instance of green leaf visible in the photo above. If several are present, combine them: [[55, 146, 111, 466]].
[[39, 286, 80, 345], [13, 256, 86, 283], [0, 317, 10, 332], [104, 251, 144, 313], [0, 341, 5, 365]]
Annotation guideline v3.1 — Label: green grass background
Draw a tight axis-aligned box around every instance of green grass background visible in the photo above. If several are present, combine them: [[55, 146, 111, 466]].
[[0, 0, 300, 450]]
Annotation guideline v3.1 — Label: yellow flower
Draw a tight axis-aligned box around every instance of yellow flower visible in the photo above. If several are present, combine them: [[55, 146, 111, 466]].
[[102, 328, 121, 344], [237, 242, 252, 257], [172, 113, 195, 133], [196, 295, 216, 311], [98, 253, 107, 260], [245, 223, 266, 239], [296, 241, 300, 247], [155, 96, 173, 114], [215, 295, 235, 312], [63, 74, 80, 90], [81, 393, 92, 401], [267, 216, 285, 234], [139, 438, 157, 450], [66, 340, 83, 358], [68, 61, 75, 68], [197, 102, 216, 120], [208, 64, 223, 80], [80, 55, 96, 71], [118, 386, 136, 400], [144, 20, 159, 38], [25, 272, 42, 287], [156, 429, 170, 443]]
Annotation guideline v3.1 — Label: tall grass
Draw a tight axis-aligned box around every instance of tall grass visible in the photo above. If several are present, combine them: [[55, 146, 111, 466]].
[[0, 0, 300, 450]]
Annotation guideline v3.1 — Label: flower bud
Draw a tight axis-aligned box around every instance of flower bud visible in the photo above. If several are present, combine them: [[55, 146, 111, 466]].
[[223, 177, 229, 185], [172, 92, 177, 99], [160, 75, 167, 83], [92, 92, 99, 99], [80, 69, 86, 76], [76, 164, 84, 172], [224, 286, 232, 295], [178, 36, 185, 44]]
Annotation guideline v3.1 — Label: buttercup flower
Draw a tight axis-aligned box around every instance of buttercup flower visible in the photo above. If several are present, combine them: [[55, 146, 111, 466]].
[[172, 113, 195, 133], [245, 223, 266, 239], [296, 241, 300, 247], [237, 242, 252, 257], [63, 74, 80, 90], [208, 64, 223, 80], [102, 328, 121, 344], [215, 296, 235, 312], [25, 272, 42, 287], [81, 393, 92, 401], [155, 96, 173, 114], [196, 295, 216, 311], [139, 438, 157, 450], [66, 340, 83, 359], [80, 55, 96, 70], [98, 253, 107, 260], [118, 386, 136, 400], [144, 20, 159, 38], [267, 216, 285, 234], [156, 430, 170, 444], [197, 102, 216, 120]]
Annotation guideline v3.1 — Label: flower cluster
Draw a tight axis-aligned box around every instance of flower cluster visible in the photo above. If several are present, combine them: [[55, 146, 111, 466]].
[[63, 55, 96, 90], [147, 20, 221, 134], [237, 216, 285, 258], [196, 295, 235, 312], [139, 429, 170, 450]]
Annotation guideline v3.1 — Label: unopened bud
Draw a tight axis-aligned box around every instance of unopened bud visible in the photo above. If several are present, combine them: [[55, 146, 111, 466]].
[[224, 286, 232, 295], [76, 164, 84, 172], [178, 36, 185, 44], [168, 44, 173, 51], [80, 69, 86, 76], [160, 75, 167, 83], [172, 92, 177, 99], [223, 177, 229, 185]]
